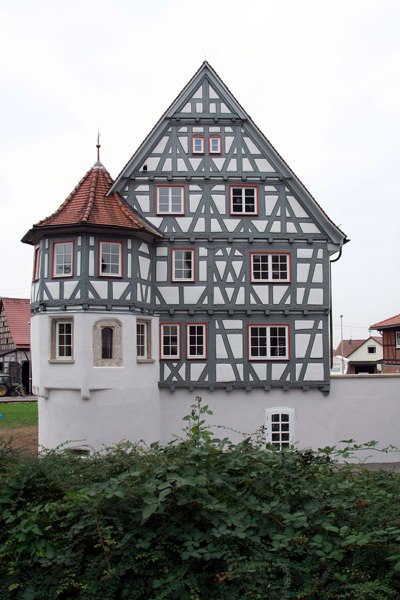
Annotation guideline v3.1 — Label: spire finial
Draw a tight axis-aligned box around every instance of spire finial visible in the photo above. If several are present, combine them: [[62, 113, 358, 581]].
[[96, 130, 101, 163]]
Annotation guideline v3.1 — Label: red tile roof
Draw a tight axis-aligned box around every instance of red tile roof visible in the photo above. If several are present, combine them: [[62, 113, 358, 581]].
[[23, 162, 161, 242], [0, 298, 30, 349], [370, 314, 400, 330], [333, 336, 382, 358]]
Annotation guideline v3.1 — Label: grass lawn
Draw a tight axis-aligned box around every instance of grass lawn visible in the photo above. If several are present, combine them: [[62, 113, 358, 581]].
[[0, 402, 38, 429]]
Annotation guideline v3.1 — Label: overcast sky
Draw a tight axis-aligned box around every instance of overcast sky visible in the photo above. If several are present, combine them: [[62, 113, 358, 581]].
[[1, 0, 399, 345]]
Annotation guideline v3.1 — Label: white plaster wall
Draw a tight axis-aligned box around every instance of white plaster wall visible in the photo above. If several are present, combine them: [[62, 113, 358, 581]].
[[160, 376, 400, 462], [347, 339, 383, 362], [32, 312, 160, 449]]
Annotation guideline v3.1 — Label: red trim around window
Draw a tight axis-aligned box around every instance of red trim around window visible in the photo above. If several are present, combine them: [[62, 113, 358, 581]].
[[250, 252, 291, 284], [209, 135, 222, 155], [156, 184, 186, 216], [171, 247, 196, 283], [192, 135, 205, 155], [186, 322, 208, 360], [160, 322, 182, 360], [229, 184, 259, 216], [33, 246, 41, 281], [247, 323, 290, 362], [98, 240, 124, 278], [52, 240, 75, 279]]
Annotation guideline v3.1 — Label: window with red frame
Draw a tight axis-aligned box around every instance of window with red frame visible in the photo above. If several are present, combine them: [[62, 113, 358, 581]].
[[248, 325, 289, 360], [209, 136, 222, 154], [187, 323, 206, 359], [230, 186, 258, 215], [160, 324, 181, 359], [156, 186, 185, 215], [33, 246, 41, 281], [251, 253, 290, 283]]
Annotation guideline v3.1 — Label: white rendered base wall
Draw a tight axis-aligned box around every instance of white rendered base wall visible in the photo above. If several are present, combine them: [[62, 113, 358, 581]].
[[160, 375, 400, 462], [37, 372, 400, 462]]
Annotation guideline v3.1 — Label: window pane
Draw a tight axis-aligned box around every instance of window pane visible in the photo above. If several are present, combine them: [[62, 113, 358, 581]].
[[100, 242, 121, 275], [54, 242, 73, 276], [101, 327, 113, 359]]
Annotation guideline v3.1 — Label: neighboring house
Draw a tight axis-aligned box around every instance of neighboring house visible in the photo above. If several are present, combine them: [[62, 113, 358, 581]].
[[370, 314, 400, 373], [22, 62, 348, 450], [0, 297, 31, 390], [332, 336, 383, 374]]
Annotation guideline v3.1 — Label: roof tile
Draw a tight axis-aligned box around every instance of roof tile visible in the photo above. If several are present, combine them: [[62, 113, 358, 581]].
[[370, 314, 400, 330], [1, 298, 30, 348]]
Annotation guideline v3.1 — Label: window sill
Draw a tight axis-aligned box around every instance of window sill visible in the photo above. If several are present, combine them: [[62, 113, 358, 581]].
[[48, 359, 75, 364], [137, 358, 156, 364]]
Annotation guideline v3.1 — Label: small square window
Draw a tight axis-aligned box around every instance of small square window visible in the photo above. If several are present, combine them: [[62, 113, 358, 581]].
[[99, 241, 122, 277], [367, 346, 377, 354], [230, 186, 258, 215], [192, 136, 205, 154], [156, 186, 185, 215]]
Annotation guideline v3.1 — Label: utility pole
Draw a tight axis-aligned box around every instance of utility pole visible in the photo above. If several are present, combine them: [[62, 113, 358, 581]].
[[340, 315, 344, 374]]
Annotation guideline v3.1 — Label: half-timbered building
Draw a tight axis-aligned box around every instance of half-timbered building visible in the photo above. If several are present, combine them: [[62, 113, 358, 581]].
[[370, 314, 400, 373], [22, 62, 348, 450]]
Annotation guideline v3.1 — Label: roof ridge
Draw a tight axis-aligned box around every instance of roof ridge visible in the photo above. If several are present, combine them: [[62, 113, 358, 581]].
[[36, 168, 93, 226], [82, 167, 99, 223]]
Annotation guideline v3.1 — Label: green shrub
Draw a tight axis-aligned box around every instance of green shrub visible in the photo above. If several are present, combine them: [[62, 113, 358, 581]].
[[1, 398, 400, 599]]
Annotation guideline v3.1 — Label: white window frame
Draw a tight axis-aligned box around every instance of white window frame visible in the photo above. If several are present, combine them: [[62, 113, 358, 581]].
[[230, 186, 258, 215], [209, 136, 222, 154], [99, 241, 122, 277], [53, 241, 73, 278], [251, 253, 290, 283], [265, 407, 295, 449], [137, 319, 152, 361], [156, 186, 185, 215], [248, 325, 289, 360], [367, 345, 377, 354], [160, 323, 181, 359], [396, 332, 400, 349], [192, 136, 205, 154], [187, 323, 207, 359], [172, 248, 195, 282], [51, 319, 73, 362]]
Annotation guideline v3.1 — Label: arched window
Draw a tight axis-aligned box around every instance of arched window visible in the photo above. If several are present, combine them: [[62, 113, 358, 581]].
[[93, 319, 122, 367], [101, 327, 113, 359], [265, 407, 295, 449]]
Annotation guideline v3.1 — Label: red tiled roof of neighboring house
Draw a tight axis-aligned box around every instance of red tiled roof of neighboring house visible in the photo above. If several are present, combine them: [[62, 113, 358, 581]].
[[1, 298, 30, 348], [333, 336, 382, 358], [370, 314, 400, 330], [23, 162, 161, 242]]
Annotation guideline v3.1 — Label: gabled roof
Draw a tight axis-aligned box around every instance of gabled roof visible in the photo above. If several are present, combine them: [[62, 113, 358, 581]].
[[334, 336, 382, 358], [370, 314, 400, 330], [0, 298, 30, 349], [110, 61, 347, 247], [22, 162, 161, 245]]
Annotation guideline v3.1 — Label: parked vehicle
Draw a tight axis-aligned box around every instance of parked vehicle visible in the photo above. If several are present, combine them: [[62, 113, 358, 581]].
[[0, 375, 26, 397], [0, 374, 13, 396]]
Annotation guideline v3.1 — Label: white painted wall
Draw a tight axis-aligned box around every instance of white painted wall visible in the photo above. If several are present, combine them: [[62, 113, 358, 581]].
[[31, 312, 160, 449], [160, 375, 400, 462], [347, 338, 383, 363]]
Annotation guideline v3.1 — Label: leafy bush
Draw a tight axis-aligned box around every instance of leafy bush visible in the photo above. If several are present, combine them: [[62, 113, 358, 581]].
[[1, 399, 400, 599]]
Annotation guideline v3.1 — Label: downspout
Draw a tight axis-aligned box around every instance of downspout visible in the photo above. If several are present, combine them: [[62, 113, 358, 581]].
[[329, 247, 343, 368]]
